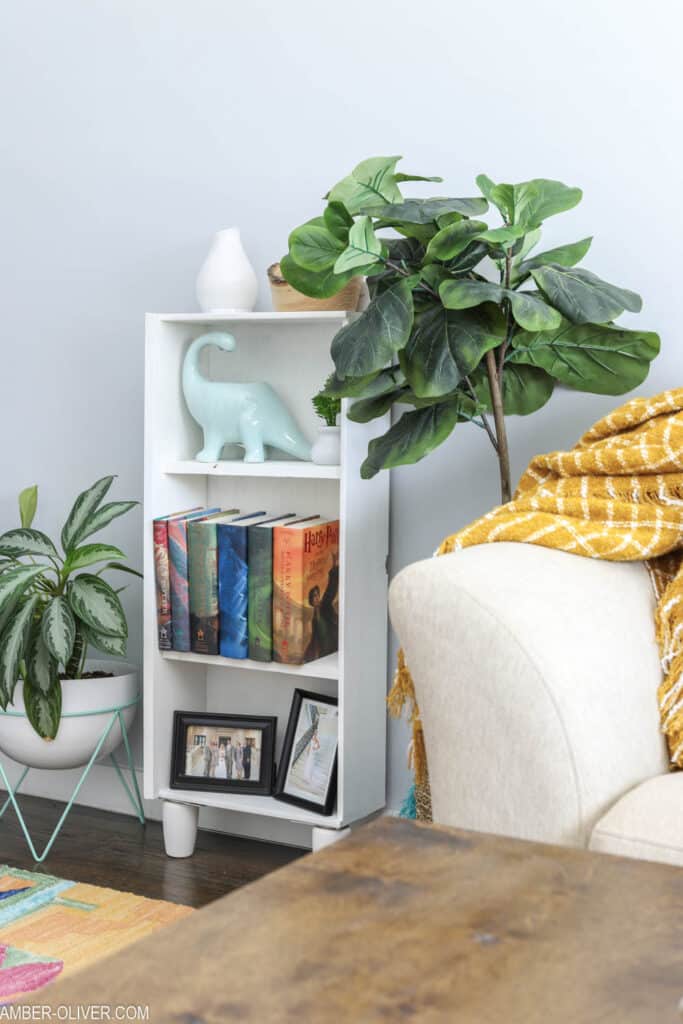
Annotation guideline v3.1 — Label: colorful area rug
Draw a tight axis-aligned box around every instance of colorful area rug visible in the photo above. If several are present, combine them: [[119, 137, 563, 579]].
[[0, 865, 193, 1002]]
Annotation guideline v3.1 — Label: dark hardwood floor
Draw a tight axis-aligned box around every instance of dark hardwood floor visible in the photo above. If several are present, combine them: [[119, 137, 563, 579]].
[[0, 794, 304, 908]]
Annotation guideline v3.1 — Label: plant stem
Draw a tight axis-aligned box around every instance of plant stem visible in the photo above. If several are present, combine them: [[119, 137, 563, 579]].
[[485, 349, 512, 503]]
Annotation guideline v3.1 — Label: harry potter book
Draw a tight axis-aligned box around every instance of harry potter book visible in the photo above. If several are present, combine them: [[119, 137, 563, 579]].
[[168, 507, 220, 652], [187, 510, 241, 655], [246, 514, 308, 662], [152, 507, 201, 649], [272, 518, 340, 665], [216, 511, 270, 659]]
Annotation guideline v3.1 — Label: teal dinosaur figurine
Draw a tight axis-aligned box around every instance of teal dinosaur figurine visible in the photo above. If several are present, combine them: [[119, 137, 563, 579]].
[[182, 332, 312, 463]]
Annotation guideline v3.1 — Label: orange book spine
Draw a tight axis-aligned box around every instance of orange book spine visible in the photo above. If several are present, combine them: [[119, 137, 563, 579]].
[[272, 526, 304, 664]]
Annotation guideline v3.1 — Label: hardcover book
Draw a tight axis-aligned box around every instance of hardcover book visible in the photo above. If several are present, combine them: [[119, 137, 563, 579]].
[[248, 515, 316, 663], [273, 518, 340, 665], [187, 510, 250, 655], [217, 512, 270, 659], [153, 508, 201, 650], [168, 507, 220, 652]]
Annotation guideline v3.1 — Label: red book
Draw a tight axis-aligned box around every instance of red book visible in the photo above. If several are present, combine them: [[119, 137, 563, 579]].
[[273, 519, 340, 665], [152, 508, 201, 650]]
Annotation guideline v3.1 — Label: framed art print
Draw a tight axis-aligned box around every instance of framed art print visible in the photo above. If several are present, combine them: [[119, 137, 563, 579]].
[[274, 689, 338, 816], [171, 712, 276, 796]]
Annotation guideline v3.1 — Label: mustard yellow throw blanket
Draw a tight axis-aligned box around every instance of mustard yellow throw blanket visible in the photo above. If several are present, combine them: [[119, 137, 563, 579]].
[[390, 389, 683, 797]]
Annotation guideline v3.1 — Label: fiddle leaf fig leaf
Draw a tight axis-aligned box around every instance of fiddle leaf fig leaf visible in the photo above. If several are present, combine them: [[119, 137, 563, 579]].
[[507, 291, 562, 331], [512, 178, 582, 229], [440, 281, 561, 331], [323, 367, 406, 400], [402, 305, 505, 398], [279, 254, 359, 300], [61, 476, 114, 553], [514, 237, 593, 282], [476, 224, 527, 247], [363, 197, 489, 223], [328, 156, 403, 215], [333, 216, 383, 274], [18, 486, 38, 529], [0, 529, 58, 560], [426, 220, 488, 261], [331, 278, 415, 378], [323, 202, 353, 242], [289, 217, 346, 273], [347, 389, 406, 423], [394, 172, 444, 184], [440, 280, 504, 310], [471, 363, 555, 416], [530, 264, 642, 324], [510, 320, 660, 394], [360, 401, 462, 479]]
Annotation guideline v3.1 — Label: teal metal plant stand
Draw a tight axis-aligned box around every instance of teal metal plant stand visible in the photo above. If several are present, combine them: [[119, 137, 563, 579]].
[[0, 694, 144, 863]]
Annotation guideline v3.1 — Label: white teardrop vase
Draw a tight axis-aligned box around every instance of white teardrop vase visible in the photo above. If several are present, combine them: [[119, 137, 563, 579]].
[[196, 227, 258, 313]]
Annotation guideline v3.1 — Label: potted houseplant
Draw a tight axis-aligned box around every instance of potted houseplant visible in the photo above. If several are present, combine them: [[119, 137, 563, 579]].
[[0, 476, 140, 769], [280, 156, 660, 502], [311, 378, 341, 465]]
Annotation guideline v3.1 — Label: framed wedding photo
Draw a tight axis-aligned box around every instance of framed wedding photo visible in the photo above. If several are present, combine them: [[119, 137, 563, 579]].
[[170, 712, 277, 796], [274, 689, 338, 816]]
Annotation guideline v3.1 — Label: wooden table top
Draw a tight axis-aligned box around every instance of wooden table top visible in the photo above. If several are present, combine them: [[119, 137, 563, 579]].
[[24, 816, 683, 1022]]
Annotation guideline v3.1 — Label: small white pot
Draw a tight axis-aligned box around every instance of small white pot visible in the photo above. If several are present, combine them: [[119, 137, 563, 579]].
[[196, 227, 258, 313], [311, 425, 341, 466], [0, 662, 138, 770]]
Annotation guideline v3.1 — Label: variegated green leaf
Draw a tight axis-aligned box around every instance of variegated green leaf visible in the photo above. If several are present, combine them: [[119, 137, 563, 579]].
[[23, 677, 62, 739], [61, 476, 114, 553], [83, 625, 127, 657], [26, 625, 58, 695], [0, 595, 39, 706], [0, 529, 58, 560], [41, 596, 76, 665], [64, 544, 125, 573], [100, 562, 142, 579], [19, 486, 38, 529], [68, 574, 127, 638], [0, 565, 45, 621], [72, 501, 138, 546]]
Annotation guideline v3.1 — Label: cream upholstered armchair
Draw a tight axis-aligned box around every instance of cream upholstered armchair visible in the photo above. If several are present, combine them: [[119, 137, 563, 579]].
[[389, 542, 683, 866]]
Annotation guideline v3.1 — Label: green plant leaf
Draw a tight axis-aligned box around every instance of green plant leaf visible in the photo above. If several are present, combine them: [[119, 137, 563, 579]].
[[331, 278, 415, 378], [323, 201, 353, 242], [507, 291, 562, 331], [394, 173, 444, 184], [18, 486, 38, 529], [26, 625, 58, 696], [73, 501, 138, 546], [333, 216, 383, 274], [510, 320, 660, 394], [402, 305, 505, 398], [470, 363, 555, 415], [514, 237, 592, 281], [279, 254, 358, 300], [23, 677, 62, 740], [82, 625, 127, 657], [0, 565, 45, 623], [41, 595, 76, 665], [100, 563, 143, 579], [289, 217, 346, 273], [347, 389, 405, 423], [68, 574, 128, 638], [0, 529, 59, 560], [61, 476, 114, 553], [328, 156, 403, 215], [64, 543, 126, 573], [439, 280, 504, 310], [0, 595, 39, 706], [476, 224, 527, 246], [512, 178, 583, 229], [530, 264, 642, 324], [365, 197, 489, 224], [324, 367, 405, 399], [426, 220, 488, 261], [360, 401, 462, 479], [516, 228, 542, 262]]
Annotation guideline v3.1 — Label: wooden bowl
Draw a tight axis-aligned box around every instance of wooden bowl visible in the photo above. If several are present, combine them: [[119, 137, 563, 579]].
[[268, 263, 362, 313]]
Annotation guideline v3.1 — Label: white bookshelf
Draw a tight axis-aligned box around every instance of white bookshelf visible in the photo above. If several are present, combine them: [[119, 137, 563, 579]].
[[143, 312, 390, 854]]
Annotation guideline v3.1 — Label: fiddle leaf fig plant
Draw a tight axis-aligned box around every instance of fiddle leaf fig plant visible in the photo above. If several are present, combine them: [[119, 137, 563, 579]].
[[0, 477, 140, 740], [282, 156, 661, 501]]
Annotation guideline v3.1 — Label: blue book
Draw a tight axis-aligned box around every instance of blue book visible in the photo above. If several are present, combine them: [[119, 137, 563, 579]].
[[217, 512, 268, 658]]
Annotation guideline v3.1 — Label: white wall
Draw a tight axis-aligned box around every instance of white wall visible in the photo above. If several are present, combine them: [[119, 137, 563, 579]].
[[0, 0, 680, 826]]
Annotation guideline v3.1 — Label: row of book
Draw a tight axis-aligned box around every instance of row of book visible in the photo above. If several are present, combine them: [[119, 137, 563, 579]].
[[153, 508, 340, 666]]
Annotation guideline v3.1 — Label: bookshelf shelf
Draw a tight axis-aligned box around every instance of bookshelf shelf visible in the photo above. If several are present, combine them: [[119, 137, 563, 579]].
[[161, 650, 339, 681], [163, 459, 341, 480], [144, 311, 389, 853]]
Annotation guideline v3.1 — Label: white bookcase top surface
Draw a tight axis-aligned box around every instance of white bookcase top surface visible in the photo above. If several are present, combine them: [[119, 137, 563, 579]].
[[150, 311, 351, 326]]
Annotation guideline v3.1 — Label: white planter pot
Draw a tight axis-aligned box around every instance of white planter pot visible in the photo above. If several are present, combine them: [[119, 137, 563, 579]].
[[311, 426, 341, 466], [0, 662, 138, 770], [196, 227, 258, 313]]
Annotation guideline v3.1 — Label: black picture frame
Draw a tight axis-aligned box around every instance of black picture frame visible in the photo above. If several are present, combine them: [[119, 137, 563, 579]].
[[170, 711, 277, 796], [274, 689, 338, 816]]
